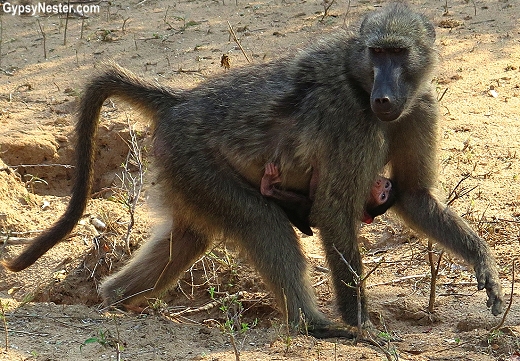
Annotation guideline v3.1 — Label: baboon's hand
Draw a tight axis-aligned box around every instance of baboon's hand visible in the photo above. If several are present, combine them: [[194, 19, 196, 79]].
[[475, 262, 503, 316]]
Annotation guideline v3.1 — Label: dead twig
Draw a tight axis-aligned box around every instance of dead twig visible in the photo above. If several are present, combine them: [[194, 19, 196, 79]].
[[427, 240, 444, 313], [174, 68, 203, 74], [0, 329, 49, 337], [331, 274, 400, 360], [437, 87, 449, 102], [494, 218, 520, 224], [4, 163, 74, 170], [63, 0, 71, 45], [98, 287, 155, 312], [471, 0, 477, 16], [367, 273, 429, 288], [0, 301, 8, 352], [36, 19, 47, 59], [0, 230, 44, 235], [342, 0, 352, 27], [227, 21, 251, 63], [334, 245, 363, 342], [121, 17, 130, 33], [80, 18, 85, 39], [320, 0, 336, 22], [490, 258, 516, 333], [117, 119, 146, 254], [333, 245, 383, 344], [0, 237, 33, 245], [446, 174, 476, 206], [1, 231, 78, 246], [170, 292, 245, 317]]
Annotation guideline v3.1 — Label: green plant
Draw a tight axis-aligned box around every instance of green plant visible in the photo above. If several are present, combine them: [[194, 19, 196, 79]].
[[20, 292, 35, 306], [23, 174, 48, 194], [81, 329, 112, 350], [81, 329, 123, 353], [217, 294, 257, 361], [148, 297, 167, 312], [378, 331, 392, 341], [208, 286, 216, 299]]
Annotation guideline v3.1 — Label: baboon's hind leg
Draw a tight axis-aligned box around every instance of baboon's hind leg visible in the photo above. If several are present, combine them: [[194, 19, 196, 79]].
[[214, 197, 326, 326], [99, 217, 210, 305], [228, 206, 356, 338]]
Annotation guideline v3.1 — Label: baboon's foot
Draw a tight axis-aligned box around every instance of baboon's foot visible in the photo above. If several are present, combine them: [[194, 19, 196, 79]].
[[305, 321, 402, 342], [306, 323, 357, 339]]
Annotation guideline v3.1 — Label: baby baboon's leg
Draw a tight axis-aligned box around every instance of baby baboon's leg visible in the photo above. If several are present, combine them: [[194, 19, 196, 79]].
[[99, 218, 210, 305]]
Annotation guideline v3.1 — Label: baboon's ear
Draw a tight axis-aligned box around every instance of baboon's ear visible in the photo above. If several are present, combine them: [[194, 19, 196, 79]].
[[420, 14, 436, 44], [359, 16, 369, 35], [358, 11, 377, 36]]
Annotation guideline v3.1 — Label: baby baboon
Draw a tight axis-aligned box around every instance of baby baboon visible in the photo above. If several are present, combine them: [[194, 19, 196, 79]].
[[4, 4, 503, 338], [260, 163, 396, 235], [362, 176, 396, 223]]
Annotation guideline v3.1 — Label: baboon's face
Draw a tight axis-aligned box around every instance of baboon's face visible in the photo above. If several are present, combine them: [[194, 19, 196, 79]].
[[367, 46, 410, 122], [359, 5, 436, 122]]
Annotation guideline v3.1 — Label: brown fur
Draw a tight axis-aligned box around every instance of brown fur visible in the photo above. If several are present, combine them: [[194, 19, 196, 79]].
[[4, 4, 503, 338]]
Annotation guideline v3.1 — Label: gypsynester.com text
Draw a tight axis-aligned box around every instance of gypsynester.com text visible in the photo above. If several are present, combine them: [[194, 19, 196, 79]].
[[2, 2, 100, 16]]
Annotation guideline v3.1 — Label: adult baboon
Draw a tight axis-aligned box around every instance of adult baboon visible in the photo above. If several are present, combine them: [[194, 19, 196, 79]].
[[260, 163, 396, 235], [4, 4, 503, 338]]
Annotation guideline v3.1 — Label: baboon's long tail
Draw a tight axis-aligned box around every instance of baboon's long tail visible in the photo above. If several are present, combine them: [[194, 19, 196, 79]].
[[4, 63, 180, 272]]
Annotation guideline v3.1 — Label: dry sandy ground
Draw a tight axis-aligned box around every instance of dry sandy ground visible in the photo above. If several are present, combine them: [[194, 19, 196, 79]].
[[0, 0, 519, 360]]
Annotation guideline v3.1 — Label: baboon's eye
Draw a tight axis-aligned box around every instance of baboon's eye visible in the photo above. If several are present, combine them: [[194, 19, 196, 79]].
[[370, 47, 405, 54]]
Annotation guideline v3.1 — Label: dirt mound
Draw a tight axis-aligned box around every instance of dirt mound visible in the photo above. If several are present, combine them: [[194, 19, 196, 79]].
[[0, 111, 150, 196], [0, 157, 46, 232]]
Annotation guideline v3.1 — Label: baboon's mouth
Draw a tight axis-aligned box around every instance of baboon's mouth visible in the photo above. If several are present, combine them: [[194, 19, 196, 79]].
[[375, 111, 400, 122]]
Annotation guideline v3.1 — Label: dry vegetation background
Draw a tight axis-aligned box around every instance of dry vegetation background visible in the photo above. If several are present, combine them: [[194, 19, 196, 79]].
[[0, 0, 519, 360]]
